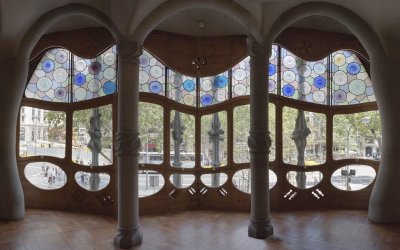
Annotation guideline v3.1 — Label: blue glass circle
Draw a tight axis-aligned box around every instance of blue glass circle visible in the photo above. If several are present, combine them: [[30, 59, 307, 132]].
[[347, 62, 361, 75], [74, 73, 86, 86], [103, 81, 116, 94], [282, 84, 295, 97], [269, 64, 276, 76], [183, 79, 195, 92], [213, 76, 228, 88], [149, 81, 162, 94], [42, 59, 55, 73], [314, 76, 326, 89], [201, 94, 213, 106]]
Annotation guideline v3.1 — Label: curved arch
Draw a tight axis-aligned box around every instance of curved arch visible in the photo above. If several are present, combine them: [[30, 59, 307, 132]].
[[19, 3, 121, 58], [131, 0, 262, 43], [265, 2, 386, 60]]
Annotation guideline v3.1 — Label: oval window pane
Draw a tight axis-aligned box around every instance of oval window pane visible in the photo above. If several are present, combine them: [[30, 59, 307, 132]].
[[24, 162, 66, 190], [139, 171, 165, 197], [200, 173, 228, 188], [75, 171, 110, 191], [287, 171, 322, 189], [169, 174, 195, 188], [331, 165, 376, 191], [232, 169, 277, 193]]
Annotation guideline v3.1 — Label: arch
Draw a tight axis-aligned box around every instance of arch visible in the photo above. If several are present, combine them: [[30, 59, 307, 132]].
[[265, 2, 386, 60], [131, 0, 262, 43], [19, 3, 121, 59]]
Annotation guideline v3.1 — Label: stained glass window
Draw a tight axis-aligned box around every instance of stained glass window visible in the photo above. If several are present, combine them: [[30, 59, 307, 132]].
[[73, 46, 117, 102], [269, 45, 279, 94], [331, 50, 375, 105], [199, 72, 229, 107], [139, 50, 165, 96], [26, 46, 117, 103], [25, 48, 71, 102], [281, 48, 328, 104], [168, 70, 196, 106]]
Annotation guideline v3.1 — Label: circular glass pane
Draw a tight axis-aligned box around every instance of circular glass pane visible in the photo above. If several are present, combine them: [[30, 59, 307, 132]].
[[138, 170, 165, 197], [75, 171, 110, 191], [169, 174, 195, 188], [200, 173, 228, 188], [24, 162, 67, 190], [286, 171, 323, 189], [331, 165, 376, 191]]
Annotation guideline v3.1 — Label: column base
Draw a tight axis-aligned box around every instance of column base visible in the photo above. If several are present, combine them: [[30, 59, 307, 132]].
[[248, 220, 274, 239], [114, 227, 142, 249]]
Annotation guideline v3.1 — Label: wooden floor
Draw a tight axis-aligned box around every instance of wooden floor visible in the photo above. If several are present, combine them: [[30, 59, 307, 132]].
[[1, 209, 400, 250]]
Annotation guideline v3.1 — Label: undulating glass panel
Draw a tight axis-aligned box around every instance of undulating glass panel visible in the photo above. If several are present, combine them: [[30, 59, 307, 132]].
[[201, 111, 227, 168], [232, 169, 277, 193], [72, 105, 113, 166], [232, 56, 250, 97], [269, 45, 279, 94], [138, 102, 163, 164], [169, 174, 195, 188], [233, 103, 276, 163], [200, 173, 228, 188], [281, 48, 328, 104], [333, 111, 381, 160], [168, 70, 196, 106], [73, 46, 117, 101], [24, 162, 67, 190], [331, 165, 376, 191], [139, 50, 165, 96], [25, 48, 71, 102], [331, 50, 375, 105], [282, 107, 326, 166], [170, 110, 195, 168], [139, 170, 165, 197], [75, 171, 110, 191], [199, 72, 229, 107], [286, 171, 322, 189], [19, 107, 66, 158]]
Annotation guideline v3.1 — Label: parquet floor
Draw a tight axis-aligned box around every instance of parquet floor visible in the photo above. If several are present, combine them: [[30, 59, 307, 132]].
[[1, 209, 400, 250]]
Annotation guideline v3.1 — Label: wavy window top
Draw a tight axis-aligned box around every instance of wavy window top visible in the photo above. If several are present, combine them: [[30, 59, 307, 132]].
[[26, 46, 375, 107], [26, 46, 117, 102]]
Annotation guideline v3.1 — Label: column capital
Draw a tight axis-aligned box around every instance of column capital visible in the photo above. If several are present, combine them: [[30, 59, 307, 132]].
[[115, 129, 141, 156], [248, 130, 272, 154], [117, 40, 142, 64], [246, 37, 270, 61]]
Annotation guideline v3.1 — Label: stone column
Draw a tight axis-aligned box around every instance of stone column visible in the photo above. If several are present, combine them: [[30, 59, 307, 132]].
[[114, 40, 143, 248], [247, 37, 274, 238], [0, 56, 26, 220], [368, 57, 400, 223]]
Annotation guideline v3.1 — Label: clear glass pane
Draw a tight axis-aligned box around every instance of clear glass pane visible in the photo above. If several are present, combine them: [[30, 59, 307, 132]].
[[233, 104, 276, 163], [201, 111, 227, 168], [283, 107, 326, 166], [169, 174, 195, 188], [75, 171, 110, 191], [72, 105, 113, 166], [333, 111, 381, 160], [331, 165, 376, 191], [170, 111, 195, 168], [286, 171, 322, 189], [139, 170, 165, 197], [200, 173, 228, 188], [232, 169, 277, 193], [138, 102, 163, 164], [24, 162, 67, 190], [19, 107, 66, 158]]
